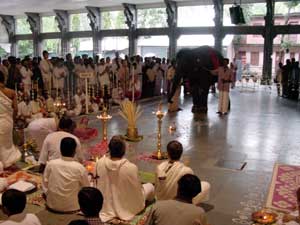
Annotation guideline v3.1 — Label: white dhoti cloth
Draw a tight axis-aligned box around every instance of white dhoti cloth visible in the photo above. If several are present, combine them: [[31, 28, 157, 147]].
[[0, 91, 21, 168]]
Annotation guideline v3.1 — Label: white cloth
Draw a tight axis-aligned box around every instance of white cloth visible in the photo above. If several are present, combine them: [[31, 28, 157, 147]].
[[218, 91, 229, 113], [20, 67, 32, 94], [39, 59, 53, 91], [26, 118, 57, 152], [155, 161, 210, 204], [0, 213, 41, 225], [75, 64, 85, 89], [38, 131, 83, 165], [97, 65, 110, 88], [146, 200, 208, 225], [29, 101, 40, 115], [53, 67, 67, 89], [46, 98, 55, 112], [43, 157, 90, 212], [17, 102, 32, 118], [96, 156, 147, 222], [0, 91, 21, 168], [74, 94, 84, 116]]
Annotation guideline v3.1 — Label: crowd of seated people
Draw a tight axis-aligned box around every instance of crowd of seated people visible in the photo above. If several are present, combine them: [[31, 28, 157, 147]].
[[0, 136, 211, 225]]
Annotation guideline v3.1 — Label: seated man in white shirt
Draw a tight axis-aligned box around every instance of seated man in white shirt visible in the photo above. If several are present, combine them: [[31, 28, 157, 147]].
[[147, 174, 208, 225], [155, 140, 210, 204], [38, 117, 83, 173], [43, 137, 90, 213], [17, 94, 33, 124], [1, 189, 41, 225], [96, 136, 155, 223]]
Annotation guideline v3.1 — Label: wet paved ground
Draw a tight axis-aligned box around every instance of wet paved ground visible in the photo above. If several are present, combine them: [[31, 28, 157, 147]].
[[3, 85, 300, 225]]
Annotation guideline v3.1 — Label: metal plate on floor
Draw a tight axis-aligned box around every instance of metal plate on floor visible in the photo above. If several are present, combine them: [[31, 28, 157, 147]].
[[216, 159, 247, 171]]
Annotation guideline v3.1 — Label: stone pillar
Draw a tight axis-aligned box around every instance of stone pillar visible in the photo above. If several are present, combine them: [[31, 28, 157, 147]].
[[54, 10, 69, 57], [165, 0, 178, 59], [86, 6, 101, 59], [123, 3, 137, 57], [26, 13, 41, 57], [0, 15, 16, 56], [262, 0, 275, 84], [213, 0, 224, 53]]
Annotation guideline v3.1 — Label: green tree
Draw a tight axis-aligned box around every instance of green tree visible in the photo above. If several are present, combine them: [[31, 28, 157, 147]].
[[18, 40, 33, 58], [0, 46, 8, 58], [137, 8, 167, 28], [42, 16, 59, 33], [16, 18, 31, 34]]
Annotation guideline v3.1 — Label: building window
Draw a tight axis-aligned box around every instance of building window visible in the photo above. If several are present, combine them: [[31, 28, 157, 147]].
[[137, 36, 169, 58], [17, 40, 33, 58], [250, 52, 259, 66], [101, 11, 127, 30], [178, 5, 215, 27], [16, 18, 31, 34], [41, 16, 59, 33], [137, 8, 167, 28], [42, 39, 61, 57], [101, 37, 128, 58], [70, 38, 93, 57], [70, 13, 91, 31]]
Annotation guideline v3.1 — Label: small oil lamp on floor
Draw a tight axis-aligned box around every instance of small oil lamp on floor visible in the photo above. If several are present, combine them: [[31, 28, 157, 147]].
[[152, 102, 167, 160], [97, 107, 112, 142], [54, 97, 66, 118]]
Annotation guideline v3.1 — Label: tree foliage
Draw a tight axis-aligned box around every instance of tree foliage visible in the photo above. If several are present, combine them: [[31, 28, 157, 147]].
[[18, 40, 33, 58], [137, 8, 167, 28]]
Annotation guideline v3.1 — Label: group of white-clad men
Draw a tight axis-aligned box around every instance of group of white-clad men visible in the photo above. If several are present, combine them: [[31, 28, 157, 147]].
[[0, 115, 211, 225]]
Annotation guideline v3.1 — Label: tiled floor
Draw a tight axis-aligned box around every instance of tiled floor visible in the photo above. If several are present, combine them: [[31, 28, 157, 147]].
[[3, 86, 300, 225]]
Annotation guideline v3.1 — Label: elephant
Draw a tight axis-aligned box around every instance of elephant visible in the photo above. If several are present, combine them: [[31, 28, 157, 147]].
[[168, 46, 224, 113]]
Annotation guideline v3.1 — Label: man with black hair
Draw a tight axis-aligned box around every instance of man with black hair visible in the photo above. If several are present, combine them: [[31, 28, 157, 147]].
[[96, 136, 154, 222], [0, 189, 41, 225], [155, 140, 210, 204], [75, 187, 104, 225], [38, 116, 83, 173], [43, 137, 89, 213], [147, 174, 208, 225]]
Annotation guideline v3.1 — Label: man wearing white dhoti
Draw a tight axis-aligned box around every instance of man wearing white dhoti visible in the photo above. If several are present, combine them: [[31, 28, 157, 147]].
[[155, 141, 210, 205], [0, 72, 21, 168], [43, 137, 90, 213], [25, 117, 57, 152], [96, 136, 155, 222], [17, 94, 33, 123], [40, 51, 53, 93], [38, 118, 83, 173], [20, 59, 32, 95], [29, 98, 43, 120], [53, 59, 67, 97], [97, 59, 110, 91]]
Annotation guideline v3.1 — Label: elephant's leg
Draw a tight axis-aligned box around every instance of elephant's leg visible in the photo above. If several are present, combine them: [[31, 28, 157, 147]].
[[191, 84, 200, 113], [199, 88, 209, 113], [191, 85, 209, 113]]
